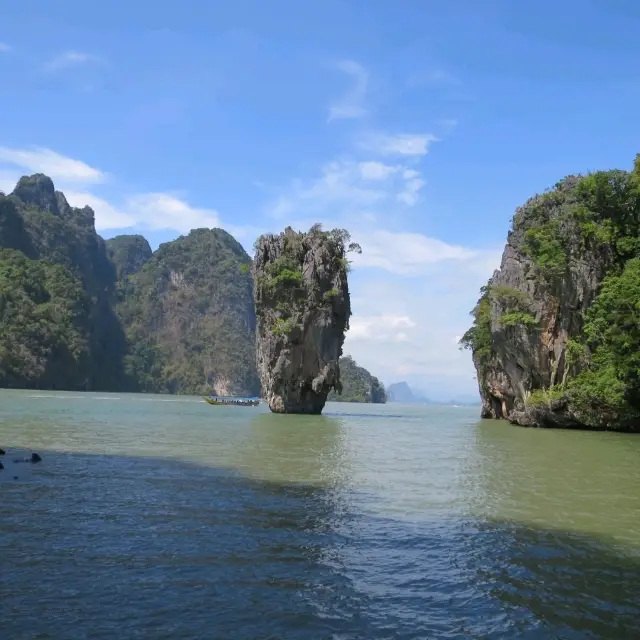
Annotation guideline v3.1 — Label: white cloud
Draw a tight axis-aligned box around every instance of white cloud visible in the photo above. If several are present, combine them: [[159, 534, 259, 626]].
[[348, 315, 416, 342], [0, 43, 11, 52], [0, 147, 105, 183], [269, 157, 426, 219], [328, 60, 368, 121], [397, 175, 425, 205], [126, 193, 221, 233], [358, 161, 399, 180], [64, 191, 136, 230], [262, 148, 500, 397], [343, 250, 500, 397], [358, 132, 438, 157], [44, 51, 105, 72], [0, 146, 224, 234], [353, 229, 496, 276]]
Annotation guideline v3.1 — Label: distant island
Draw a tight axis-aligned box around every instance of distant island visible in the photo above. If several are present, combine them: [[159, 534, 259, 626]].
[[0, 174, 384, 403], [386, 381, 479, 406]]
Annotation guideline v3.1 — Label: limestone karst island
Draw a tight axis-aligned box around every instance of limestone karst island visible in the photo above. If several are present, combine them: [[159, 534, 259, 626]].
[[253, 225, 358, 414], [461, 153, 640, 432]]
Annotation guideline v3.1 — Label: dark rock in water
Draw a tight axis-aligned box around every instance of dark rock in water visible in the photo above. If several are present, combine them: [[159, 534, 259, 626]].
[[12, 452, 42, 464], [0, 448, 5, 455], [0, 461, 3, 470], [253, 225, 356, 414]]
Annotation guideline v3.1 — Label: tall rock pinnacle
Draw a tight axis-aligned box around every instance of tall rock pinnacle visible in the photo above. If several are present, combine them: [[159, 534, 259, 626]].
[[253, 224, 358, 414]]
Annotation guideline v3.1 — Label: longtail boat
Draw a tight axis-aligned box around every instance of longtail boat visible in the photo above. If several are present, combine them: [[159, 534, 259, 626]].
[[203, 396, 260, 407]]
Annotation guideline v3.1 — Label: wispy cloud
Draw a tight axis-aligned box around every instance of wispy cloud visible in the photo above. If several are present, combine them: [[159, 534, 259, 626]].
[[64, 191, 135, 229], [125, 193, 222, 232], [0, 146, 226, 234], [407, 68, 461, 88], [0, 146, 105, 183], [328, 59, 368, 122], [44, 50, 106, 72], [268, 156, 426, 219], [0, 43, 12, 53], [358, 132, 438, 157]]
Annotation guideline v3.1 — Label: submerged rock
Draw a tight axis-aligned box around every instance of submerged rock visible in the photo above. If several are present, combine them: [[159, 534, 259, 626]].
[[12, 452, 42, 464], [253, 225, 357, 414]]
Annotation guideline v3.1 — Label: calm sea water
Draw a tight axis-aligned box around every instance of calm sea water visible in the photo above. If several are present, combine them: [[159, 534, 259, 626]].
[[1, 391, 639, 639]]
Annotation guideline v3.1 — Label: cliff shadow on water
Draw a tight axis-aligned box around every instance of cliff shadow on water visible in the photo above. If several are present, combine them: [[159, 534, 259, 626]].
[[1, 441, 639, 639]]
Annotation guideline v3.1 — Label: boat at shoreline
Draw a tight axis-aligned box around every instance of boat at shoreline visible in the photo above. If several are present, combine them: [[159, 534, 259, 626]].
[[203, 396, 260, 407]]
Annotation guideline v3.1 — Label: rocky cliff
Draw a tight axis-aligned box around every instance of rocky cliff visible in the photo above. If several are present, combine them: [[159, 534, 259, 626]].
[[253, 225, 356, 413], [106, 235, 152, 281], [114, 228, 260, 397], [0, 174, 127, 390], [327, 355, 387, 403], [461, 155, 640, 431], [0, 174, 259, 396]]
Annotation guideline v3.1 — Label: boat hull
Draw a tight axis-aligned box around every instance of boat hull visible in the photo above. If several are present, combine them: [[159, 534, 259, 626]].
[[203, 397, 260, 407]]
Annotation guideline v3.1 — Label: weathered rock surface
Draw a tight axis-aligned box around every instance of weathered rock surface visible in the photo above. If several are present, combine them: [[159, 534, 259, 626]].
[[253, 226, 354, 414], [462, 158, 640, 430]]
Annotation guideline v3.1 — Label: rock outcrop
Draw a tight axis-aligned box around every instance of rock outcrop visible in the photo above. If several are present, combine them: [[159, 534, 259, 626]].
[[253, 225, 356, 414], [461, 155, 640, 431], [106, 235, 152, 280], [327, 355, 387, 403]]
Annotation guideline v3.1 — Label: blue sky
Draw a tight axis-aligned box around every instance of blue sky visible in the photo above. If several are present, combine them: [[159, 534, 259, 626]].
[[1, 0, 640, 399]]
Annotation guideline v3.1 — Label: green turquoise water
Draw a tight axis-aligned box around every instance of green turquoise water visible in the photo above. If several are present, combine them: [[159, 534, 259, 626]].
[[1, 390, 639, 639]]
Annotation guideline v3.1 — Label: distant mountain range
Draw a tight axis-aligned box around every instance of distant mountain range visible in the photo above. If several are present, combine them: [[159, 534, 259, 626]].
[[386, 381, 480, 406]]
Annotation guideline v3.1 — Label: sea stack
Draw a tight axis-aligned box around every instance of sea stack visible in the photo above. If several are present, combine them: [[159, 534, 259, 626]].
[[253, 224, 356, 414]]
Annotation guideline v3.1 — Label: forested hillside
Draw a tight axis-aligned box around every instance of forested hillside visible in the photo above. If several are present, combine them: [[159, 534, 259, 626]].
[[328, 355, 387, 403], [110, 229, 259, 396]]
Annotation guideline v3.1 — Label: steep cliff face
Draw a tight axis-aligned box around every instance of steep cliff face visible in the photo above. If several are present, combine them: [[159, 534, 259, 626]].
[[106, 235, 152, 281], [0, 174, 128, 390], [115, 228, 260, 396], [462, 156, 640, 431], [253, 225, 355, 414]]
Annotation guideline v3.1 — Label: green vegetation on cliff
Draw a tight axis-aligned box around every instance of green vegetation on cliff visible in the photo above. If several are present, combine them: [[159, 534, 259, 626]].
[[461, 154, 640, 430], [254, 224, 360, 339], [0, 175, 128, 390], [327, 356, 386, 403], [113, 228, 260, 397], [0, 248, 90, 388], [0, 175, 259, 396]]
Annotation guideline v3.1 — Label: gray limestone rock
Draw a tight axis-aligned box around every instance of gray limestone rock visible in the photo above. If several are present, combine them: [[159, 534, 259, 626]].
[[253, 225, 354, 414]]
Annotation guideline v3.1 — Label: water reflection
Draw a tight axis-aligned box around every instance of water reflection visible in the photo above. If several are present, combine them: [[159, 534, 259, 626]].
[[234, 412, 350, 488]]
